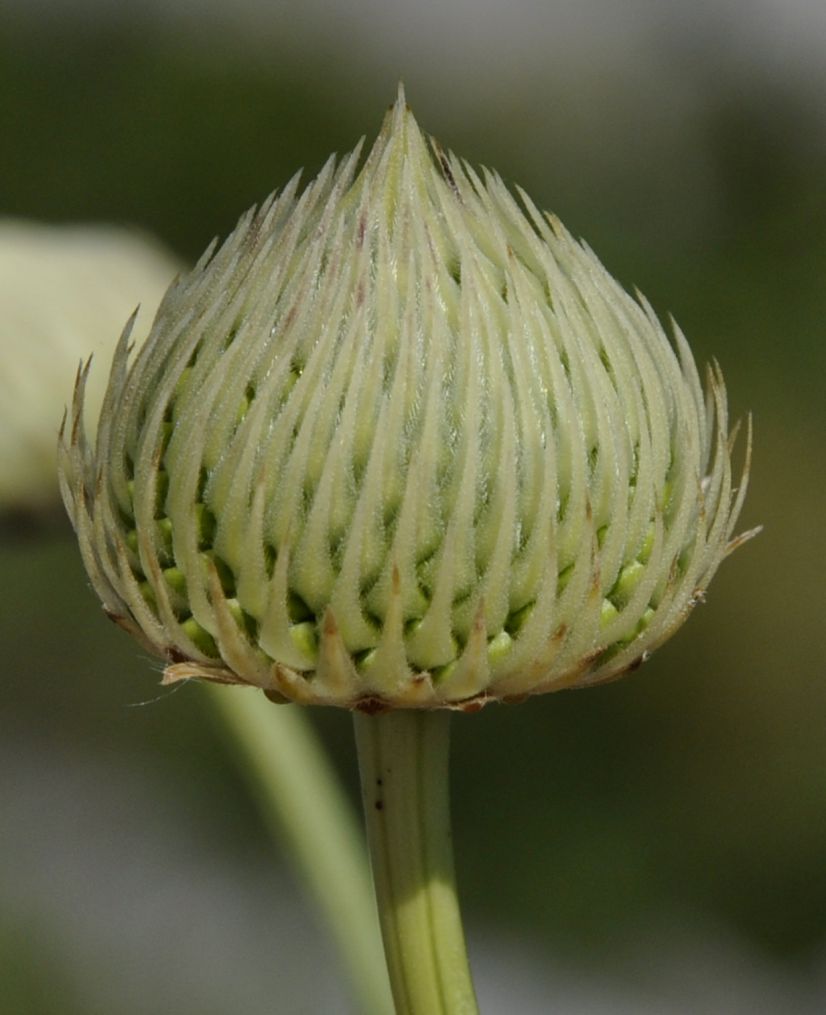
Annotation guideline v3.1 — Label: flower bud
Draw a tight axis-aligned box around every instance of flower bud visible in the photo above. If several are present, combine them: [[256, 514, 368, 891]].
[[60, 91, 755, 710], [1, 220, 178, 511]]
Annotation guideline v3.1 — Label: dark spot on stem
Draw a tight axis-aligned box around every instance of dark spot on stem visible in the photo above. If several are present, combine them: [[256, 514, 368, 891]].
[[354, 696, 389, 715]]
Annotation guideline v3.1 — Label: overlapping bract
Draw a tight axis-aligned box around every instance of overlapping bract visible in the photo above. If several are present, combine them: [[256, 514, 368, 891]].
[[60, 93, 753, 709]]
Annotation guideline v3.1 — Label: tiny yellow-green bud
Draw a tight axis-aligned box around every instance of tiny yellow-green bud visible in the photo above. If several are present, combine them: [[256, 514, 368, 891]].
[[60, 89, 756, 710]]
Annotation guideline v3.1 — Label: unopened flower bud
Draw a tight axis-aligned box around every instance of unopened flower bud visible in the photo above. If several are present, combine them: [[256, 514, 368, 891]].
[[60, 90, 755, 710], [1, 220, 178, 511]]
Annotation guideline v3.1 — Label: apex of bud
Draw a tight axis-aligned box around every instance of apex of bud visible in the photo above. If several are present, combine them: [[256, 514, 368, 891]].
[[60, 88, 756, 710]]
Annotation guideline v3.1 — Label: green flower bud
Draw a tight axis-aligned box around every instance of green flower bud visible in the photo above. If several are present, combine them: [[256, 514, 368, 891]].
[[60, 90, 756, 710], [1, 219, 179, 512]]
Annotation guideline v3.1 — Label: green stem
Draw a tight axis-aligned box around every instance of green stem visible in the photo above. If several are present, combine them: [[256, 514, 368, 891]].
[[353, 709, 479, 1015], [209, 685, 393, 1015]]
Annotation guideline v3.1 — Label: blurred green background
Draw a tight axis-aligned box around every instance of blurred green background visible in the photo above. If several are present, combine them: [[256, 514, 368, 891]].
[[2, 2, 825, 1012]]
